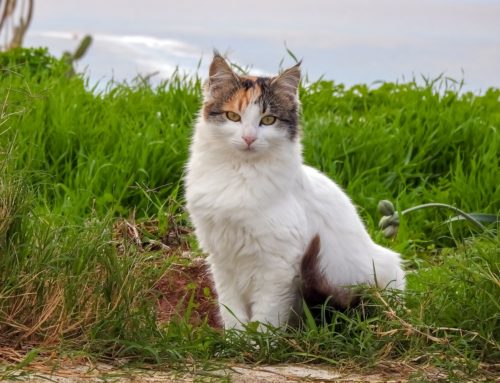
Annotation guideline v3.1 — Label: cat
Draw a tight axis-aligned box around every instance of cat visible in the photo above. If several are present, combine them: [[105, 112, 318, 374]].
[[185, 53, 405, 330]]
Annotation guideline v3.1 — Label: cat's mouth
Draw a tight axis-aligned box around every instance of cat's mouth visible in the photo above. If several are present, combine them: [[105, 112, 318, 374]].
[[236, 144, 257, 153]]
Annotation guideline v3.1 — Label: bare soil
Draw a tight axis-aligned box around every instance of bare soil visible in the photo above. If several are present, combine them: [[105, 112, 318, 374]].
[[114, 217, 221, 328], [155, 257, 221, 328]]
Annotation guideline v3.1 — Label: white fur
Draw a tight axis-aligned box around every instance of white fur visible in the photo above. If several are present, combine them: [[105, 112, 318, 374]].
[[185, 102, 405, 330]]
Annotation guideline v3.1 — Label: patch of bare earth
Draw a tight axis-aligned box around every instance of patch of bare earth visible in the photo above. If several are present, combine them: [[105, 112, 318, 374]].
[[155, 257, 221, 328], [114, 217, 221, 328]]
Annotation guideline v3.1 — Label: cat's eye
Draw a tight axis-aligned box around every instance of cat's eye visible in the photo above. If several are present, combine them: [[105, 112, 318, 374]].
[[260, 115, 277, 126], [225, 111, 241, 122]]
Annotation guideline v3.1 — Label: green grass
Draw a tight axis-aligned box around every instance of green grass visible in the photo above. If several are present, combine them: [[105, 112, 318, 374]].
[[1, 48, 499, 380]]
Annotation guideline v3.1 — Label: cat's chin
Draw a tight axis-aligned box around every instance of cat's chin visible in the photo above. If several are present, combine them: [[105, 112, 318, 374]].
[[240, 146, 258, 153], [233, 144, 261, 155]]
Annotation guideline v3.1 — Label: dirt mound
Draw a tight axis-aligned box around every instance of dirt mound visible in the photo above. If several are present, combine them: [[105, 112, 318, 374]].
[[114, 217, 221, 328], [155, 258, 221, 328]]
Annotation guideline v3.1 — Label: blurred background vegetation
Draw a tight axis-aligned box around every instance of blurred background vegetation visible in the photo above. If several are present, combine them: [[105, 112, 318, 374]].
[[0, 0, 33, 50]]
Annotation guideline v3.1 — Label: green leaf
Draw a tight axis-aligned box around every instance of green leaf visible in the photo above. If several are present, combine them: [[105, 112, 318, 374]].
[[445, 213, 499, 224], [15, 348, 40, 369], [302, 300, 318, 333]]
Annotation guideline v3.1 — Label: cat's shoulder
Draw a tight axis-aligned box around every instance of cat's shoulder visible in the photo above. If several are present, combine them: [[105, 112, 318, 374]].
[[300, 164, 351, 202], [301, 164, 339, 188]]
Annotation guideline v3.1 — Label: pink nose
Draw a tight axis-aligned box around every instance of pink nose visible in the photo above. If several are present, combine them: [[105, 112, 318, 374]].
[[242, 136, 257, 146]]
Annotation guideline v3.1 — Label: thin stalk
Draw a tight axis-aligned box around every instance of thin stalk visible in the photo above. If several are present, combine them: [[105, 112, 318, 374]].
[[401, 203, 492, 235]]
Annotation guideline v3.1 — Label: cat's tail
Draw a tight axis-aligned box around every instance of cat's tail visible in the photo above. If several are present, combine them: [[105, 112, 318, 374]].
[[300, 235, 358, 310]]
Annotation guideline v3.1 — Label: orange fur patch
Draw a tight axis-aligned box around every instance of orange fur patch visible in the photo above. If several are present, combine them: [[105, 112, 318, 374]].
[[223, 81, 262, 112]]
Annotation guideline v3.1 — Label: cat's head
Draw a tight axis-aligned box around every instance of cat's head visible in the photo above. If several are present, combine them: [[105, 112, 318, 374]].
[[201, 53, 300, 156]]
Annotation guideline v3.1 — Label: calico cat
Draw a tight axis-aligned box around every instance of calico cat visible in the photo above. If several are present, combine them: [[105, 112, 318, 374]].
[[185, 53, 405, 330]]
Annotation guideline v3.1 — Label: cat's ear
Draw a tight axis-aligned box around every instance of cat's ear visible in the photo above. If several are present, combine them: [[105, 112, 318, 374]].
[[271, 62, 301, 98], [209, 52, 236, 81], [206, 52, 239, 99]]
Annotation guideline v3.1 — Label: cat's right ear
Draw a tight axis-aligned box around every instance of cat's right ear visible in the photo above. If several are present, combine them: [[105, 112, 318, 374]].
[[205, 52, 239, 100]]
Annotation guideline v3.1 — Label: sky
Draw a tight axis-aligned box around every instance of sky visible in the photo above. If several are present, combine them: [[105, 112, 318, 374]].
[[19, 0, 500, 91]]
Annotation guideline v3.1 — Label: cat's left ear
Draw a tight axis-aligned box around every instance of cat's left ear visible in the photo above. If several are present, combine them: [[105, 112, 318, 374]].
[[271, 62, 301, 98]]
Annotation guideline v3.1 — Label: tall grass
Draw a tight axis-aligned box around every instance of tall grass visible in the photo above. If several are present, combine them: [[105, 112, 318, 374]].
[[0, 48, 498, 377]]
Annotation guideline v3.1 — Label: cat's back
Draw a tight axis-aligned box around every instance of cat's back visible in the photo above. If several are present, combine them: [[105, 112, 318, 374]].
[[300, 165, 359, 215], [299, 164, 373, 243]]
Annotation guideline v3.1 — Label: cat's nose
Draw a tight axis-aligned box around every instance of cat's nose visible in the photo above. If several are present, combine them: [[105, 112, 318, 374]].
[[242, 136, 257, 146]]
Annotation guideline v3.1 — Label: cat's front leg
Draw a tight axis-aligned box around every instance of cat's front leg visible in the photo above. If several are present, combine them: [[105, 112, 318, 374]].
[[208, 255, 250, 330], [250, 279, 299, 329], [217, 293, 249, 330]]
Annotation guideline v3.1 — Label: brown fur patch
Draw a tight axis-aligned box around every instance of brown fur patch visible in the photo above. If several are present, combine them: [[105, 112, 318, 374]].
[[241, 75, 258, 81], [202, 101, 216, 120], [300, 235, 359, 310]]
